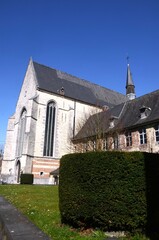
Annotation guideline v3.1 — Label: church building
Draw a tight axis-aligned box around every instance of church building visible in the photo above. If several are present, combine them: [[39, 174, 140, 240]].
[[2, 59, 159, 184], [1, 59, 126, 184]]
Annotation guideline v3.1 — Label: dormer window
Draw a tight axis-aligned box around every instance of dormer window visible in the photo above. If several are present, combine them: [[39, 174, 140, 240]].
[[102, 105, 109, 111], [140, 106, 151, 119], [109, 116, 117, 128], [60, 87, 65, 95], [109, 119, 114, 128]]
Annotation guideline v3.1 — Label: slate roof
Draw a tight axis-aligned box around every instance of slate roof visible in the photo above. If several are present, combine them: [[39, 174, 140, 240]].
[[74, 90, 159, 140], [118, 90, 159, 129], [126, 64, 135, 97], [126, 64, 134, 87], [50, 168, 59, 176], [33, 61, 127, 107]]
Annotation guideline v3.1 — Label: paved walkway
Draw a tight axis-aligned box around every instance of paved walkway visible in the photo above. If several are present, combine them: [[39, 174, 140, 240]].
[[0, 196, 51, 240], [0, 196, 120, 240]]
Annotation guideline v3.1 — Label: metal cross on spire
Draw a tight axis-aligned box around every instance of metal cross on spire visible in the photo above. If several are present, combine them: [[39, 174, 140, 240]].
[[126, 55, 130, 65]]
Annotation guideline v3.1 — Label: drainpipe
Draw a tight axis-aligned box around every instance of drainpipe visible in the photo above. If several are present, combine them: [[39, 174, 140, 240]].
[[73, 101, 76, 138]]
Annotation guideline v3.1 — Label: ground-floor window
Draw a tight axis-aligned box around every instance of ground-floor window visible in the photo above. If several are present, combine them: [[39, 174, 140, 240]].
[[155, 125, 159, 142], [103, 138, 108, 151], [83, 143, 88, 152], [92, 140, 96, 151], [139, 128, 147, 144], [125, 132, 132, 147], [113, 136, 119, 149]]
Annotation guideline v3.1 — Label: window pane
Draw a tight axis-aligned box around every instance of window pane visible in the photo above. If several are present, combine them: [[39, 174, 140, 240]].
[[43, 102, 56, 156], [114, 136, 118, 149], [155, 125, 159, 142], [126, 132, 132, 147], [103, 138, 107, 151], [16, 109, 27, 157], [139, 128, 147, 145]]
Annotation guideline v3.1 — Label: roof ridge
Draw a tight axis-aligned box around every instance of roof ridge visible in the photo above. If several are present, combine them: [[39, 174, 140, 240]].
[[32, 60, 127, 107], [33, 61, 125, 96]]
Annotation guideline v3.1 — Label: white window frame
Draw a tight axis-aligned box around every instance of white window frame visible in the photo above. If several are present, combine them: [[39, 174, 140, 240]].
[[114, 135, 119, 149], [92, 140, 96, 151], [125, 132, 132, 147], [139, 128, 147, 145], [83, 143, 88, 152], [155, 125, 159, 142], [103, 138, 108, 151]]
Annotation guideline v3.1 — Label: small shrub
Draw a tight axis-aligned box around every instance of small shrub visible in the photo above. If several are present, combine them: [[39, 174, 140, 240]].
[[20, 173, 34, 184]]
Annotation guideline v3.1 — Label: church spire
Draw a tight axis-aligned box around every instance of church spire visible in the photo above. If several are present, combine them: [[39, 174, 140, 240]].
[[126, 62, 136, 100]]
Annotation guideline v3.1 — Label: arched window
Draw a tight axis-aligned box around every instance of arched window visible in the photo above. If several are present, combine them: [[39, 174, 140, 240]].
[[16, 108, 27, 157], [16, 160, 21, 183], [43, 101, 56, 156]]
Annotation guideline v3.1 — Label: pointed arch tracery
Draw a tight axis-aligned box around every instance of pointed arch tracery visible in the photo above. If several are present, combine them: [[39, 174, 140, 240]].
[[16, 108, 27, 157], [15, 160, 21, 183], [43, 101, 56, 157]]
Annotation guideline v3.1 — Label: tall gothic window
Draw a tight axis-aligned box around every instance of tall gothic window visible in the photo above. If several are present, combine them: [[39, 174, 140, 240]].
[[16, 108, 27, 157], [43, 101, 56, 157]]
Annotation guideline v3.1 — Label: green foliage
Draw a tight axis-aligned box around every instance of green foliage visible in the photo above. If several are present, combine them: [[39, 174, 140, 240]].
[[0, 185, 149, 240], [59, 151, 159, 237], [20, 173, 34, 184], [144, 153, 159, 238], [0, 185, 110, 240]]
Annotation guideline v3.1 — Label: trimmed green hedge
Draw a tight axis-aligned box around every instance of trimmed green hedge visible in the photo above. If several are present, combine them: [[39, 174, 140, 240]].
[[20, 173, 34, 184], [59, 151, 159, 236]]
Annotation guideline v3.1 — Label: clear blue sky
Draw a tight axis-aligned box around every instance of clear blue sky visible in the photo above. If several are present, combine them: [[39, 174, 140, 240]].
[[0, 0, 159, 149]]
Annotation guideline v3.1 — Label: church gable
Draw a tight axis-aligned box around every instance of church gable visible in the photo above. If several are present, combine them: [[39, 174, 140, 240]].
[[15, 59, 38, 120]]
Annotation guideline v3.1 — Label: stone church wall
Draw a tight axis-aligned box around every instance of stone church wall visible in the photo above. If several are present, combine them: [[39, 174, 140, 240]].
[[2, 58, 102, 184]]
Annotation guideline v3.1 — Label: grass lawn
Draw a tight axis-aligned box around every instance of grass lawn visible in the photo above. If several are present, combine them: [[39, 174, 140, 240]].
[[0, 185, 149, 240]]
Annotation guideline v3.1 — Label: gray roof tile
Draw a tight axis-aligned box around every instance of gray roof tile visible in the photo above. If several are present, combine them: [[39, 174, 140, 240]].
[[33, 61, 126, 107], [74, 90, 159, 140]]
